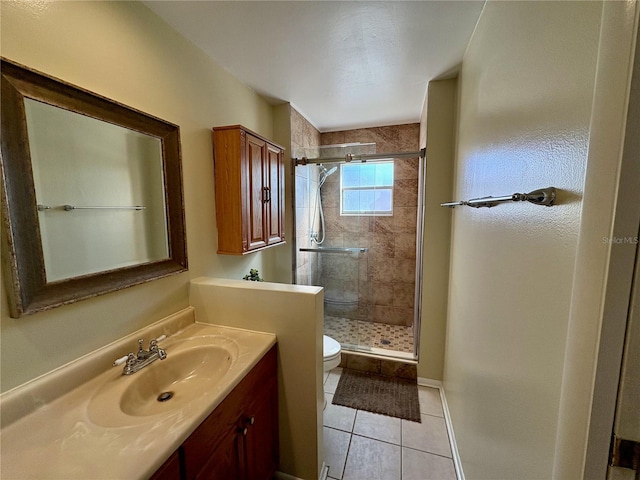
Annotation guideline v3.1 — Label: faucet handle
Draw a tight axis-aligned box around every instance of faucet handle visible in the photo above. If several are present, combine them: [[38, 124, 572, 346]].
[[113, 352, 136, 367], [149, 335, 167, 351], [113, 354, 128, 367]]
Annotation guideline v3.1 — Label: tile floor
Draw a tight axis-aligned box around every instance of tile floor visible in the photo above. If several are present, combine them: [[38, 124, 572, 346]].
[[323, 368, 457, 480], [324, 316, 414, 354]]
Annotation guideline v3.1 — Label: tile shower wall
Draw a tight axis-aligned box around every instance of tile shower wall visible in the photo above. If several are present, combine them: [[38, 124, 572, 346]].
[[291, 108, 322, 285], [320, 125, 420, 327]]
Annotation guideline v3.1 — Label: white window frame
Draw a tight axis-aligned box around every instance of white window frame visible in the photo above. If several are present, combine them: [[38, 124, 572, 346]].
[[339, 160, 394, 216]]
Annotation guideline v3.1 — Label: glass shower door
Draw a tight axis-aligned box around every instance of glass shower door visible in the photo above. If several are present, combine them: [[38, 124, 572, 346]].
[[293, 144, 421, 360]]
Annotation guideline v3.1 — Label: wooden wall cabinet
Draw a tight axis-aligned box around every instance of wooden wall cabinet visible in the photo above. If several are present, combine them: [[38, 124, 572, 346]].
[[212, 125, 285, 255], [151, 346, 278, 480]]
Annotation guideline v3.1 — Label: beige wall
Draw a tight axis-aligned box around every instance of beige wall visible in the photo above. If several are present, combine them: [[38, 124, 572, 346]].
[[443, 1, 603, 478], [0, 1, 284, 392], [190, 278, 324, 480], [417, 79, 456, 380]]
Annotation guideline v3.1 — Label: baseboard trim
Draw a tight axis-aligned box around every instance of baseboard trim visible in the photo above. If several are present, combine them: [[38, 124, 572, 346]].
[[275, 463, 328, 480], [416, 377, 465, 480], [274, 471, 304, 480], [319, 462, 329, 480], [417, 376, 443, 388]]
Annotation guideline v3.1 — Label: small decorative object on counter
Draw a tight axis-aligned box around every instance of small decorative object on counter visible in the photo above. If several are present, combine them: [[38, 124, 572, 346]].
[[243, 269, 264, 282]]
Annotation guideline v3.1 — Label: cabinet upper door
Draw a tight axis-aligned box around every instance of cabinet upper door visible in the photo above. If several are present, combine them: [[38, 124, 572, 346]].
[[245, 134, 268, 251], [213, 125, 285, 255], [265, 143, 284, 246]]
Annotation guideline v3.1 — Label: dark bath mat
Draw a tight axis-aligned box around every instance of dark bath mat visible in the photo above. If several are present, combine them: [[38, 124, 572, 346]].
[[332, 368, 421, 422]]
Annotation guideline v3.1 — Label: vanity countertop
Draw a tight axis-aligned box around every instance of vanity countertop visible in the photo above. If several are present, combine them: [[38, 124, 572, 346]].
[[0, 307, 276, 479]]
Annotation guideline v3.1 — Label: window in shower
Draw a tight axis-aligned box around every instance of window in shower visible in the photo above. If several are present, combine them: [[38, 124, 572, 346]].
[[340, 161, 394, 216]]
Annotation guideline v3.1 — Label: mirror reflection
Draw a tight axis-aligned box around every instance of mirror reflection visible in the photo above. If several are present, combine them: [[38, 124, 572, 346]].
[[25, 99, 169, 282]]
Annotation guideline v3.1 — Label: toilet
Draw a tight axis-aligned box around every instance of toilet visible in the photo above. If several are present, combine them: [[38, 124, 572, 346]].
[[323, 335, 342, 371], [323, 335, 342, 410]]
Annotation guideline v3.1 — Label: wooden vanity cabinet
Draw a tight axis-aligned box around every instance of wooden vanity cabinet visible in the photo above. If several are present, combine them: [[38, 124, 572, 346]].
[[151, 346, 278, 480], [212, 125, 285, 255]]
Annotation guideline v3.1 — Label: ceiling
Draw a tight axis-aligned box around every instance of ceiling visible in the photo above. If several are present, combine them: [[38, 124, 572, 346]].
[[143, 1, 485, 132]]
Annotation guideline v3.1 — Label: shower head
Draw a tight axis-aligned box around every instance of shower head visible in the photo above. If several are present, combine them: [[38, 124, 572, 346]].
[[318, 165, 337, 188], [320, 165, 337, 177]]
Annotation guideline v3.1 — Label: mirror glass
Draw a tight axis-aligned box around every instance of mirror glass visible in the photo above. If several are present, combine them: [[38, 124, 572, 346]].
[[1, 58, 188, 318], [25, 99, 169, 282]]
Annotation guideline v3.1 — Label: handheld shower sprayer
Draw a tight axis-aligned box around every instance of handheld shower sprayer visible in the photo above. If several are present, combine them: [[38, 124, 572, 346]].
[[311, 164, 338, 244], [319, 165, 337, 187]]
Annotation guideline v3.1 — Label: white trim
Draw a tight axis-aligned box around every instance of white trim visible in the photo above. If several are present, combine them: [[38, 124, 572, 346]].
[[416, 377, 465, 480], [341, 347, 417, 363], [274, 471, 306, 480], [274, 463, 328, 480], [417, 376, 442, 388], [319, 462, 330, 480]]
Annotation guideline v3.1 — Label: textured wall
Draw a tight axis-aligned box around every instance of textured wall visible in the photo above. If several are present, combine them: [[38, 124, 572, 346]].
[[444, 1, 602, 478]]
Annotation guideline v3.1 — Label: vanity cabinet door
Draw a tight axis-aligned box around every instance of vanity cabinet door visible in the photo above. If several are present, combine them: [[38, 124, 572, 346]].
[[194, 427, 242, 480], [178, 346, 278, 480], [149, 451, 181, 480], [242, 381, 279, 480], [213, 125, 285, 255]]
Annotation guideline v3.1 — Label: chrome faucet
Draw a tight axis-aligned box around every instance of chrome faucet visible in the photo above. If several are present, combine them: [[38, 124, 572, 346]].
[[113, 336, 167, 375]]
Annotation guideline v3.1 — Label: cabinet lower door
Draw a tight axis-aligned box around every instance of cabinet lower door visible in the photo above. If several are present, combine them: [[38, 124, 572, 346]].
[[244, 384, 279, 480], [195, 430, 242, 480]]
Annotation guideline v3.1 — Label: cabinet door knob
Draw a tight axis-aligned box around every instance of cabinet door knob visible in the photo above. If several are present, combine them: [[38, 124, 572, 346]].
[[238, 427, 248, 436], [263, 187, 271, 203], [245, 416, 255, 426]]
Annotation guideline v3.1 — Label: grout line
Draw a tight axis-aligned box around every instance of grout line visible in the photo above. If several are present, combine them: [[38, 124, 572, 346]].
[[350, 432, 401, 447], [340, 427, 354, 480], [401, 444, 454, 460], [399, 415, 404, 478]]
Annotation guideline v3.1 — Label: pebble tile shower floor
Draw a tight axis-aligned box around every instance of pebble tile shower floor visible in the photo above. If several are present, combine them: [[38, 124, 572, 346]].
[[324, 316, 414, 354]]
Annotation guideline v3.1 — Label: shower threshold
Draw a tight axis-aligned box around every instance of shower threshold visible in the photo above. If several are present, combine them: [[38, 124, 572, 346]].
[[340, 344, 416, 361]]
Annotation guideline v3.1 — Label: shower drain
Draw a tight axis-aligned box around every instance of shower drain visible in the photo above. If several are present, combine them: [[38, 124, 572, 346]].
[[157, 391, 174, 402]]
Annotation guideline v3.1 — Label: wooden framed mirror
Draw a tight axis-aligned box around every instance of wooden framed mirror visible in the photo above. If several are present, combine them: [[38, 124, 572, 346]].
[[0, 58, 188, 318]]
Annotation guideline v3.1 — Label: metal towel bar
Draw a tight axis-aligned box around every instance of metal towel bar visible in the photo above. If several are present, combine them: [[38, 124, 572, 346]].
[[299, 247, 368, 254], [441, 187, 556, 209], [37, 204, 146, 211]]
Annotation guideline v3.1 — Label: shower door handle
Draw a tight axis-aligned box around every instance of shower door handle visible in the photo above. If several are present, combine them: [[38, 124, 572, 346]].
[[263, 186, 271, 203]]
